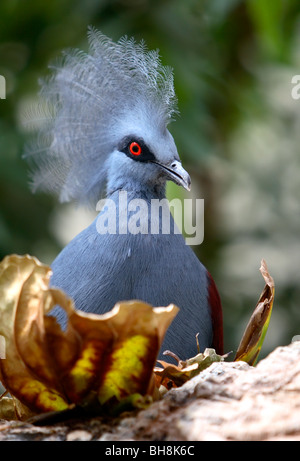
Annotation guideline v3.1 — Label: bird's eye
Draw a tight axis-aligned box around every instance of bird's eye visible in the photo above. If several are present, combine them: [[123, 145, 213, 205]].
[[129, 141, 142, 156]]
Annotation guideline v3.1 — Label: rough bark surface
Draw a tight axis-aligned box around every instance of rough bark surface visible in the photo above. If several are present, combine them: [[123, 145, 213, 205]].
[[1, 341, 300, 441]]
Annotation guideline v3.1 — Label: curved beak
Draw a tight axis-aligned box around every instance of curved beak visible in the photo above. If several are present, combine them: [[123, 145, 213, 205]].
[[153, 159, 191, 191]]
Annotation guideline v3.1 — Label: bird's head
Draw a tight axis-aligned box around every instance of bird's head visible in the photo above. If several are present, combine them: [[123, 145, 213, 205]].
[[25, 28, 190, 205], [106, 106, 191, 196]]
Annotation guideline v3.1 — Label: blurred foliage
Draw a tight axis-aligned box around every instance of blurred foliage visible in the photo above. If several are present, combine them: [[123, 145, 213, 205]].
[[0, 0, 300, 359]]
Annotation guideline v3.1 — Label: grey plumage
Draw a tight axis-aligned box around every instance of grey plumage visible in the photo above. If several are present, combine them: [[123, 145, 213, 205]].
[[25, 27, 177, 206], [25, 28, 223, 360]]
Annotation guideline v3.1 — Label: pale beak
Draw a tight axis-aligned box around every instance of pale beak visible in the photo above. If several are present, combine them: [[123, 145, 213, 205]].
[[153, 159, 191, 191]]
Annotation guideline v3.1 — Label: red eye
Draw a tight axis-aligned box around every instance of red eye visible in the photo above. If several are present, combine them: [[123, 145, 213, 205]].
[[129, 141, 142, 156]]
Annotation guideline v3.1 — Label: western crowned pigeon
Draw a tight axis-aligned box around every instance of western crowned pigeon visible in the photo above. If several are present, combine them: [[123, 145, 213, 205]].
[[25, 28, 223, 359]]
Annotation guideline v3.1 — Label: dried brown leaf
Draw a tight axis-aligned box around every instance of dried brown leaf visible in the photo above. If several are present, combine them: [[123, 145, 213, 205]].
[[234, 259, 275, 365], [0, 254, 178, 418]]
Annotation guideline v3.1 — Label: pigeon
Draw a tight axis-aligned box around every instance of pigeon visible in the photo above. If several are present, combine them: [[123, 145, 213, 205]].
[[25, 28, 223, 359]]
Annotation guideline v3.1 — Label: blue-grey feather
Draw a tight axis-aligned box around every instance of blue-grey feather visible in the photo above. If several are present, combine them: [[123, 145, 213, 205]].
[[51, 190, 213, 359]]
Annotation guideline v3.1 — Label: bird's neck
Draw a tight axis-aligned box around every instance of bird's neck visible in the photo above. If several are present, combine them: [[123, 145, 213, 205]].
[[99, 185, 177, 236], [106, 183, 166, 201]]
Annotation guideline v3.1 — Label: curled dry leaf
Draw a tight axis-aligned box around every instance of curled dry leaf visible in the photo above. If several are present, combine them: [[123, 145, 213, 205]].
[[154, 348, 225, 390], [234, 259, 275, 366], [0, 396, 16, 420], [0, 254, 178, 419]]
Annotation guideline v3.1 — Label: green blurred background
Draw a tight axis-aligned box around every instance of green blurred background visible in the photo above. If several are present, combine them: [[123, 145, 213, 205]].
[[0, 0, 300, 359]]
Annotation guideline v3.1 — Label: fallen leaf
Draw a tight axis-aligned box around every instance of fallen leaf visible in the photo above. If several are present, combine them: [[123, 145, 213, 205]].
[[0, 395, 16, 420], [0, 254, 178, 419], [154, 348, 224, 389], [0, 254, 69, 416], [234, 259, 275, 365]]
